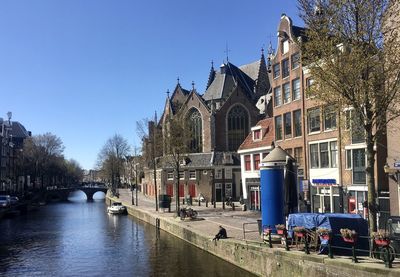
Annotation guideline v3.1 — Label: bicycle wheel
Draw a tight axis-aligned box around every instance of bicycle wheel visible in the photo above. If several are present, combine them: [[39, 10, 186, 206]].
[[381, 245, 396, 263]]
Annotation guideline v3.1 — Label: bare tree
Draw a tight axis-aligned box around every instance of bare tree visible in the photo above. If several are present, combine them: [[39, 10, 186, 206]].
[[298, 0, 400, 231], [163, 112, 191, 216], [97, 134, 130, 195], [136, 115, 163, 210], [18, 133, 82, 189]]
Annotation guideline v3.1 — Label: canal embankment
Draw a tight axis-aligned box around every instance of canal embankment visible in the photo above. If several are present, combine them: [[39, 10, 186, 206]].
[[107, 191, 400, 277]]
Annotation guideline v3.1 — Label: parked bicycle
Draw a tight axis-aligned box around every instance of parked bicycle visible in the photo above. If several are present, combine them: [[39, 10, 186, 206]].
[[225, 197, 234, 207], [180, 207, 198, 220]]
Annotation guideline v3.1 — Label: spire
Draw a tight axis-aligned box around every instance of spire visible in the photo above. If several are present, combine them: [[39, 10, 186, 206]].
[[166, 89, 170, 99], [224, 43, 231, 63], [177, 77, 180, 85], [255, 46, 270, 97], [206, 60, 216, 89], [191, 81, 195, 91]]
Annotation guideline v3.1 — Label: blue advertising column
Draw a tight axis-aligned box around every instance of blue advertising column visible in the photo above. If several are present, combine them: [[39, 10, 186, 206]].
[[260, 166, 285, 232]]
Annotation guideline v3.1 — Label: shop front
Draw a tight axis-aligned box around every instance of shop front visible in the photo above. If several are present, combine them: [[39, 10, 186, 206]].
[[246, 178, 261, 210], [311, 179, 341, 213]]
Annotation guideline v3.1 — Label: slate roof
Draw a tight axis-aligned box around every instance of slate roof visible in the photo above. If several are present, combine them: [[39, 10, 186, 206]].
[[238, 118, 274, 151], [212, 152, 240, 166], [157, 152, 240, 169], [1, 121, 29, 138], [11, 121, 29, 138], [203, 62, 255, 101], [157, 153, 213, 169], [239, 59, 261, 81], [292, 25, 308, 41]]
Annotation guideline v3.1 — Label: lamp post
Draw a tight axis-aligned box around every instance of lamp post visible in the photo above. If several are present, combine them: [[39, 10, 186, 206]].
[[135, 162, 138, 206]]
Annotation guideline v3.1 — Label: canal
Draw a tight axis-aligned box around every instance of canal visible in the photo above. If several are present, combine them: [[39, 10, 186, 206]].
[[0, 191, 255, 277]]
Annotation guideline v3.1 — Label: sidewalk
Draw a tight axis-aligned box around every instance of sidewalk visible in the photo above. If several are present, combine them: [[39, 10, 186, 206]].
[[114, 189, 263, 241], [112, 189, 400, 272]]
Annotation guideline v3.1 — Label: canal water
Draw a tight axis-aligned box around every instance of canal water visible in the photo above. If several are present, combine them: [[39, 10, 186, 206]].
[[0, 191, 255, 277]]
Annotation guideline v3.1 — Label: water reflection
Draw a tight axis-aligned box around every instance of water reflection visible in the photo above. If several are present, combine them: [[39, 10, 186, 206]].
[[0, 195, 255, 277]]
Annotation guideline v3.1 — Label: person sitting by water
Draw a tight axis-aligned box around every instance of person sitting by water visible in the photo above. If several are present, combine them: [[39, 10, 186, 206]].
[[213, 226, 227, 241]]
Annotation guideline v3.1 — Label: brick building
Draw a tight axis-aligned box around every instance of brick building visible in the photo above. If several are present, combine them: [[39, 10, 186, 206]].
[[241, 14, 391, 219], [142, 54, 270, 203]]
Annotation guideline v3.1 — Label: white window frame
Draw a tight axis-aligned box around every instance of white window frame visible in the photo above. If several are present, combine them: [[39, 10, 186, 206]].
[[225, 168, 232, 179], [167, 171, 174, 180], [189, 170, 196, 180]]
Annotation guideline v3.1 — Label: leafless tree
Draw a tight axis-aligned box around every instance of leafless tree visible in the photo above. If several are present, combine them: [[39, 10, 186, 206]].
[[97, 134, 130, 194]]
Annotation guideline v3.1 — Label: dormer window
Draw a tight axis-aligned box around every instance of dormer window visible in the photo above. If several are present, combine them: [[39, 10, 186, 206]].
[[252, 127, 262, 141]]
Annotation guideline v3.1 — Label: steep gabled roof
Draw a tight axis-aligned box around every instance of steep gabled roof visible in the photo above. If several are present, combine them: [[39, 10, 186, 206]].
[[182, 89, 211, 114], [203, 62, 255, 102], [239, 59, 261, 81], [10, 121, 29, 138], [238, 118, 274, 151]]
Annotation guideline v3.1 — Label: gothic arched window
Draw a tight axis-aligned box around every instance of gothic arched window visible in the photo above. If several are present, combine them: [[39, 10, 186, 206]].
[[187, 108, 202, 153], [227, 105, 249, 151]]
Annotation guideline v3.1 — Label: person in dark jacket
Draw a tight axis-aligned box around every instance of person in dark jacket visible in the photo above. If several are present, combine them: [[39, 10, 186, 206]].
[[213, 226, 227, 241]]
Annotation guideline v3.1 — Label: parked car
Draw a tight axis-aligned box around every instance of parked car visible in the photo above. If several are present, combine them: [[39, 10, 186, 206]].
[[10, 196, 19, 206], [0, 195, 11, 208]]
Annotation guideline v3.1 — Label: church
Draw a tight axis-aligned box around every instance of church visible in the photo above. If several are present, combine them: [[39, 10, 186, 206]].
[[142, 51, 271, 205]]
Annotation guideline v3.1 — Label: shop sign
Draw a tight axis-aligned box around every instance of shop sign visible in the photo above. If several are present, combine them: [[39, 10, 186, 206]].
[[312, 179, 337, 187]]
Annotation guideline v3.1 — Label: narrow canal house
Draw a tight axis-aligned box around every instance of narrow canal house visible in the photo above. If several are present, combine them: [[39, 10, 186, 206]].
[[238, 118, 274, 210], [239, 14, 391, 217], [141, 53, 270, 203]]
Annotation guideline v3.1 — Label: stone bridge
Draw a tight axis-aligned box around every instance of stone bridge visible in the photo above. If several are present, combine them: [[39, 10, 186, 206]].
[[44, 186, 108, 202]]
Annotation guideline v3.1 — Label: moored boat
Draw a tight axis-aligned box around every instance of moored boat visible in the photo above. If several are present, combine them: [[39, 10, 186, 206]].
[[107, 202, 127, 214]]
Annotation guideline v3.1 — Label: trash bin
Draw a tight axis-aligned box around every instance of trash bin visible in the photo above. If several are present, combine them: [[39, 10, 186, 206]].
[[159, 194, 171, 209], [185, 195, 192, 205], [241, 204, 247, 211]]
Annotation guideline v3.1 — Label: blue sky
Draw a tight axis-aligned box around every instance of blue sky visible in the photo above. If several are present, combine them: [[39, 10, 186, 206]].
[[0, 0, 301, 170]]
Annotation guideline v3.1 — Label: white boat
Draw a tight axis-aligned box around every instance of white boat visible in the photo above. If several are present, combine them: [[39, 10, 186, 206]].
[[107, 202, 127, 214]]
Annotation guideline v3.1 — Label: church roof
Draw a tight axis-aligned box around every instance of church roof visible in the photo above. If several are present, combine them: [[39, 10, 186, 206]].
[[239, 59, 261, 81], [203, 62, 255, 101]]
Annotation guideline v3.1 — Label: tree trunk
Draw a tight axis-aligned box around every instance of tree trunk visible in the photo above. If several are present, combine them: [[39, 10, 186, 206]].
[[175, 161, 180, 217], [366, 132, 377, 232]]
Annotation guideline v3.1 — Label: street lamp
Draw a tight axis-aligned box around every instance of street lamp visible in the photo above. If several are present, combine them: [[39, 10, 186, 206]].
[[134, 162, 138, 206]]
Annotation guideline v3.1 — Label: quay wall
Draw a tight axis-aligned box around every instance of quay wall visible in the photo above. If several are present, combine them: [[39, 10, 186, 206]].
[[107, 197, 397, 277]]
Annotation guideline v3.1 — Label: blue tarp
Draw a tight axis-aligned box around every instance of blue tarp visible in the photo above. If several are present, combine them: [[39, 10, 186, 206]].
[[288, 213, 369, 255]]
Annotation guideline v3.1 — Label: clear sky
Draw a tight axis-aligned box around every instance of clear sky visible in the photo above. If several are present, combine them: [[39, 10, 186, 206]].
[[0, 0, 301, 170]]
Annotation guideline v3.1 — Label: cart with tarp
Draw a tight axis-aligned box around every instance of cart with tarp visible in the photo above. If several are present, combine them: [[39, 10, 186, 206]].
[[287, 213, 369, 255]]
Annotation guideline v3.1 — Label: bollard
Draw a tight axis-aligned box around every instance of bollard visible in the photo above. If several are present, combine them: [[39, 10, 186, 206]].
[[213, 200, 216, 208], [232, 203, 235, 210], [352, 244, 358, 263], [328, 237, 333, 259], [198, 200, 201, 206], [284, 231, 290, 251], [304, 236, 310, 254], [206, 201, 208, 207], [183, 198, 185, 205], [222, 197, 225, 210], [268, 227, 272, 248]]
